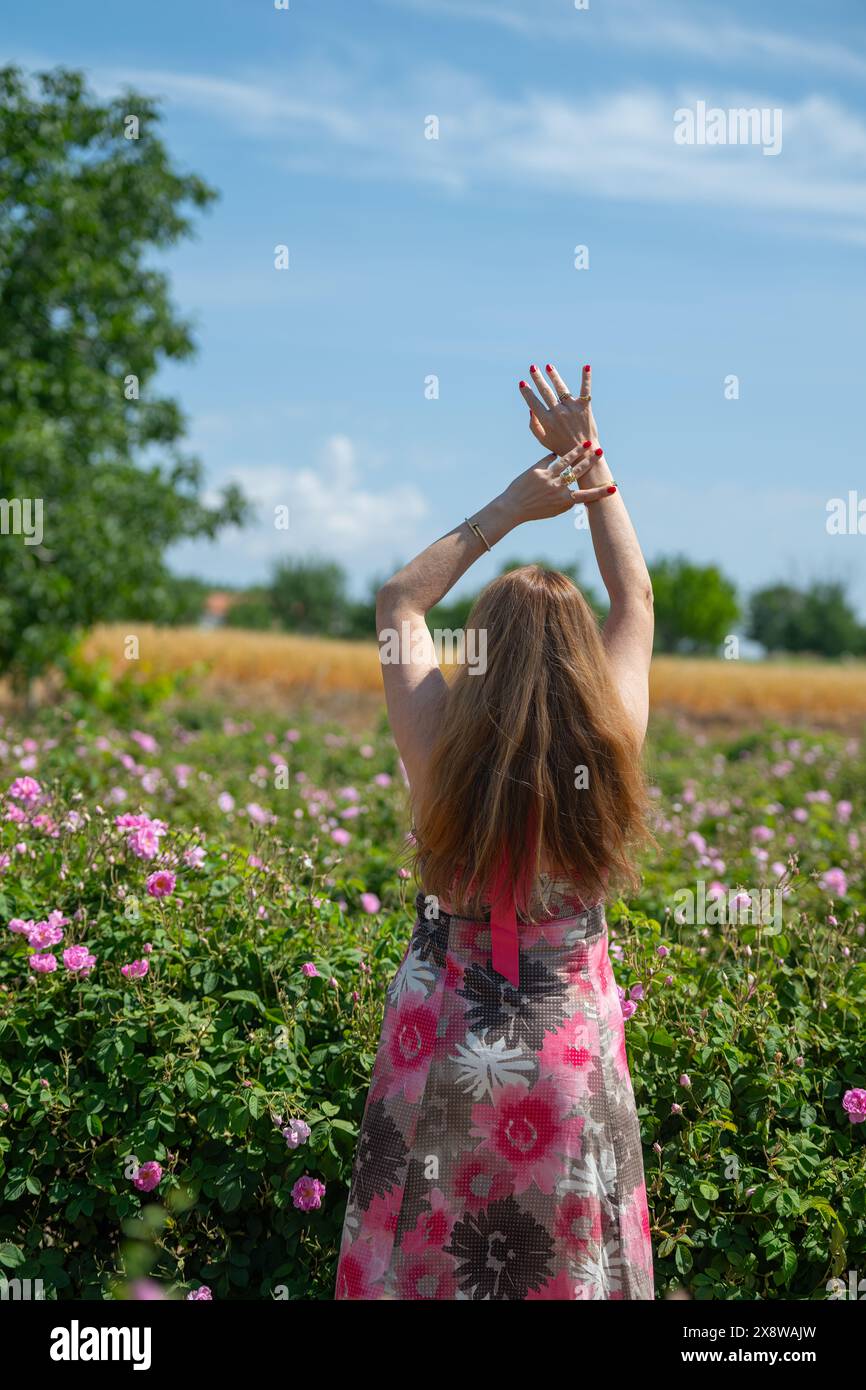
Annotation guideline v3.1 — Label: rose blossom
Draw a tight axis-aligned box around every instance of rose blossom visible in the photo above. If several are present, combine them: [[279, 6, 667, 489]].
[[121, 959, 150, 980], [27, 921, 64, 949], [145, 870, 176, 898], [29, 953, 58, 973], [821, 868, 848, 897], [842, 1088, 866, 1124], [8, 776, 41, 804], [282, 1119, 312, 1149], [132, 1161, 163, 1192], [292, 1174, 326, 1211], [63, 945, 96, 974]]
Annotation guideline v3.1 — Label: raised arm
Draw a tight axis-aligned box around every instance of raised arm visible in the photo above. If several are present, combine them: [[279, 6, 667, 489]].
[[517, 362, 654, 742], [376, 454, 614, 802]]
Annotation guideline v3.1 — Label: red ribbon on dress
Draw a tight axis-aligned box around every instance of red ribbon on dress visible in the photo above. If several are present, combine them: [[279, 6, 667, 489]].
[[488, 855, 520, 987], [488, 832, 541, 989]]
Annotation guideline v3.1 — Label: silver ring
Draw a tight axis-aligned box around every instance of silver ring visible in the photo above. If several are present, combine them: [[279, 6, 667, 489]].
[[556, 391, 573, 403]]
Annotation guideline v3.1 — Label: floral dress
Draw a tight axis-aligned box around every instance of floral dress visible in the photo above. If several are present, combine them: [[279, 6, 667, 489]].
[[334, 877, 654, 1300]]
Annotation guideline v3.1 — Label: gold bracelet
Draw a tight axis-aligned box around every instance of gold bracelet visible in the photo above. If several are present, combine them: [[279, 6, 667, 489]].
[[465, 518, 492, 552]]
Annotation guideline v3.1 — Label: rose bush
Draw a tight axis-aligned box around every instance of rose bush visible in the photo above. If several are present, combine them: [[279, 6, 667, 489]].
[[0, 701, 863, 1299]]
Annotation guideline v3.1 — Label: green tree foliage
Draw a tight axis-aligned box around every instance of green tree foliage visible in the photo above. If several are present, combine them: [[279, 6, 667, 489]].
[[269, 559, 350, 635], [0, 66, 246, 686], [266, 559, 379, 639], [649, 556, 740, 653], [749, 581, 865, 658], [223, 592, 278, 632]]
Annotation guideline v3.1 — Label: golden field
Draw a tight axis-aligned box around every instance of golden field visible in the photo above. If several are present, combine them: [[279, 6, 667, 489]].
[[77, 624, 866, 728]]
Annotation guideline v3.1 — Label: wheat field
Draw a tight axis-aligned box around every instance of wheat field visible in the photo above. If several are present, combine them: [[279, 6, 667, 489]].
[[76, 624, 866, 727]]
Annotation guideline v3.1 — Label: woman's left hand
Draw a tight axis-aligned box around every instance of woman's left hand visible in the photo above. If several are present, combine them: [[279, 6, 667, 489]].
[[518, 362, 599, 458], [500, 446, 615, 524]]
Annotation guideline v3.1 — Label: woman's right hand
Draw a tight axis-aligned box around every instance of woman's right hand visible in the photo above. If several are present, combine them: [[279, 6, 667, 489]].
[[518, 362, 600, 459]]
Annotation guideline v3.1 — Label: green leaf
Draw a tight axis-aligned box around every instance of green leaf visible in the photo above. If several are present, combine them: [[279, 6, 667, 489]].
[[184, 1066, 210, 1101], [223, 990, 266, 1013], [0, 1243, 24, 1269]]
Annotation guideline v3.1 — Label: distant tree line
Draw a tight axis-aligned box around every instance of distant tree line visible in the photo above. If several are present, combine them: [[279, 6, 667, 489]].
[[174, 557, 866, 658]]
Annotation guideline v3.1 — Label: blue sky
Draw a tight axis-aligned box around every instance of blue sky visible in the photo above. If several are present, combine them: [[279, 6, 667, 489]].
[[8, 0, 866, 615]]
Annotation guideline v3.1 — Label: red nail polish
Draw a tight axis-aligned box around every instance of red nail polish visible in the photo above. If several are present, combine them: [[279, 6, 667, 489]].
[[582, 441, 591, 448], [519, 380, 527, 388], [594, 448, 604, 457], [607, 485, 617, 495], [530, 364, 538, 373], [584, 364, 591, 372], [545, 364, 553, 373]]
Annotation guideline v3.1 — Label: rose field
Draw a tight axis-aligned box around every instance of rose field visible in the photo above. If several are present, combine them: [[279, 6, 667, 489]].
[[0, 693, 864, 1301]]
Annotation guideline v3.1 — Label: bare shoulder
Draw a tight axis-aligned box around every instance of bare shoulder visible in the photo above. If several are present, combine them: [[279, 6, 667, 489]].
[[377, 603, 449, 795]]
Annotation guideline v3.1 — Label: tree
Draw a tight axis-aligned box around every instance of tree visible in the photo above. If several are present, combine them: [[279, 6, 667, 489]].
[[269, 558, 350, 635], [749, 581, 865, 657], [0, 66, 246, 688], [649, 556, 739, 653], [747, 584, 804, 654]]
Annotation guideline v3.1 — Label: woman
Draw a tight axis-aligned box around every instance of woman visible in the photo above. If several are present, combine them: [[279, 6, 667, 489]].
[[334, 362, 655, 1300]]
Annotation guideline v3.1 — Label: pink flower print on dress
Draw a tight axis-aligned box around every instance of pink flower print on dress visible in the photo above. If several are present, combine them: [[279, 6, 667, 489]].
[[379, 995, 441, 1105], [621, 1182, 653, 1273], [333, 1236, 390, 1300], [400, 1187, 457, 1256], [451, 1150, 515, 1213], [470, 1079, 584, 1197], [395, 1249, 459, 1300], [555, 1192, 604, 1252], [538, 1011, 600, 1101]]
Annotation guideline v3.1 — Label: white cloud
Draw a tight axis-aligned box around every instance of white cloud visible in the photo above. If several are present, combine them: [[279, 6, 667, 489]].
[[90, 57, 866, 236], [381, 0, 866, 81], [283, 433, 428, 548], [187, 434, 428, 572]]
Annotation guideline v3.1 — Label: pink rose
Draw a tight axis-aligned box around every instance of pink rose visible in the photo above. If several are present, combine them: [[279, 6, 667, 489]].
[[29, 953, 58, 973], [132, 1161, 163, 1192], [291, 1174, 326, 1211], [842, 1088, 866, 1124], [63, 945, 96, 974], [121, 959, 150, 980], [145, 870, 176, 898]]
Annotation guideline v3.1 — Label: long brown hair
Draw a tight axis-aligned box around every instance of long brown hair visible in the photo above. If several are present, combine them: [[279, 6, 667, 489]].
[[411, 564, 652, 918]]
